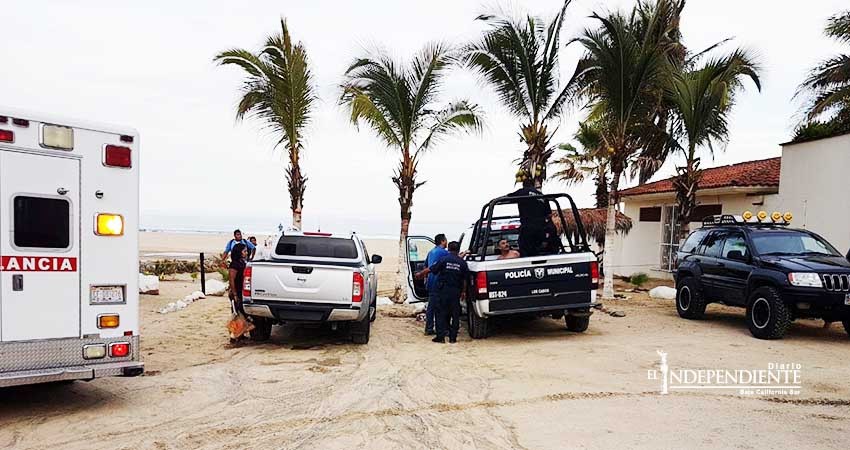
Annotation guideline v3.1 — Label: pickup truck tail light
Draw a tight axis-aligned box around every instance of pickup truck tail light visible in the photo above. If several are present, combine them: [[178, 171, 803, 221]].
[[590, 261, 599, 287], [243, 266, 252, 298], [476, 271, 488, 299], [352, 272, 364, 303]]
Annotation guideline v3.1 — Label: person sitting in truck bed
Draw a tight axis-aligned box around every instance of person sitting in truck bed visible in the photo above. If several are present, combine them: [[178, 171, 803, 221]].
[[496, 239, 520, 260]]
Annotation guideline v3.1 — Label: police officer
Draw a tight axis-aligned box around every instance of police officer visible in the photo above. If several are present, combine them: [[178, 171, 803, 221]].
[[428, 241, 469, 343], [414, 234, 448, 335], [509, 177, 552, 257]]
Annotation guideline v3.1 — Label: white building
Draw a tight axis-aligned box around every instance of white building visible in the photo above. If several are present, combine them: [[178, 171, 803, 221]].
[[612, 132, 850, 279]]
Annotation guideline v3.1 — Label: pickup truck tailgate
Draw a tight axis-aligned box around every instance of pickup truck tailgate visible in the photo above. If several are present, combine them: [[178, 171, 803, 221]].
[[250, 261, 354, 304], [480, 255, 596, 312]]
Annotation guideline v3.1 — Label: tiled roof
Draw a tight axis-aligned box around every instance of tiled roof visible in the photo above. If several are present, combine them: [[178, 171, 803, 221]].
[[619, 157, 781, 197]]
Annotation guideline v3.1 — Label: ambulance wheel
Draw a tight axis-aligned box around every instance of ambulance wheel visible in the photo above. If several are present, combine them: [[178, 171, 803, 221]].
[[351, 314, 371, 345], [467, 300, 490, 339], [249, 317, 273, 342], [565, 314, 589, 333]]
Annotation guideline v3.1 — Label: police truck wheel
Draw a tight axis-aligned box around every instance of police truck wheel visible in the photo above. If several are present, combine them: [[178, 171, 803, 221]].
[[676, 277, 706, 320], [746, 286, 792, 340], [565, 314, 589, 332], [351, 314, 371, 345], [841, 319, 850, 338], [467, 300, 490, 339], [249, 317, 272, 342]]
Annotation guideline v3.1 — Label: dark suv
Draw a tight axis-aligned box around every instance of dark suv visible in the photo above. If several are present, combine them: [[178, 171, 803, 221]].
[[675, 215, 850, 339]]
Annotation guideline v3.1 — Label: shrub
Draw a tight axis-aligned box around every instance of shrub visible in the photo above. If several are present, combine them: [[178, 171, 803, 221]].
[[630, 273, 649, 288], [217, 267, 230, 283]]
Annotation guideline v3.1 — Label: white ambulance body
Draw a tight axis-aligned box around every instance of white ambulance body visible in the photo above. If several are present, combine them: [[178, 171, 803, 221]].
[[0, 107, 143, 387]]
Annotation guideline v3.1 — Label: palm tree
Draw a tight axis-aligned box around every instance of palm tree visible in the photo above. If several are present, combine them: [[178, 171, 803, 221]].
[[668, 50, 761, 237], [460, 0, 574, 187], [552, 120, 610, 208], [566, 2, 680, 299], [796, 10, 850, 127], [339, 44, 483, 303], [214, 19, 316, 230]]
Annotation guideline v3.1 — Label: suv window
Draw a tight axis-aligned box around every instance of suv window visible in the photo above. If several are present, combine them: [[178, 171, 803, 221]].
[[751, 231, 841, 257], [700, 231, 726, 257], [276, 236, 358, 258], [721, 232, 748, 259], [13, 196, 71, 249], [680, 229, 708, 254]]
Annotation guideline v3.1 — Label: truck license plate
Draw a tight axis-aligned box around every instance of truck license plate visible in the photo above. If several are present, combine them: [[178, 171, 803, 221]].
[[91, 286, 125, 304], [845, 294, 850, 306]]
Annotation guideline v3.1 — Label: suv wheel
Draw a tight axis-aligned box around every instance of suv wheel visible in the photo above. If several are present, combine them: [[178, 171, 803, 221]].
[[467, 300, 490, 339], [351, 313, 371, 345], [565, 312, 590, 332], [249, 317, 273, 342], [746, 286, 792, 340], [676, 277, 706, 319]]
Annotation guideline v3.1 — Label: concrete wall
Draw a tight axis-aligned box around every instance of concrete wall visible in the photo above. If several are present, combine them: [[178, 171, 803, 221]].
[[611, 192, 781, 279], [778, 133, 850, 254]]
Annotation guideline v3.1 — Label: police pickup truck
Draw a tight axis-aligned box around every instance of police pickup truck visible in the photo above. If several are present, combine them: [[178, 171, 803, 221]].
[[406, 193, 599, 338], [675, 213, 850, 340]]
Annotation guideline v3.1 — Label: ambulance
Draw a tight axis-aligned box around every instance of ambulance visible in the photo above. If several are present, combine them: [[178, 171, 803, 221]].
[[0, 108, 143, 387]]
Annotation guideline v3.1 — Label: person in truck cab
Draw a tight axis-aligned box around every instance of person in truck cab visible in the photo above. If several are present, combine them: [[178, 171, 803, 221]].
[[497, 239, 520, 260], [508, 177, 556, 257], [428, 241, 469, 344], [415, 234, 449, 335], [222, 229, 255, 262]]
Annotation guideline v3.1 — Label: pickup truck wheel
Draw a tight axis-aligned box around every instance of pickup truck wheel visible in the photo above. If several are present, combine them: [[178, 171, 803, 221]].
[[249, 317, 273, 342], [351, 314, 371, 345], [676, 277, 707, 320], [565, 314, 589, 332], [370, 305, 377, 323], [746, 286, 792, 340], [467, 300, 490, 339]]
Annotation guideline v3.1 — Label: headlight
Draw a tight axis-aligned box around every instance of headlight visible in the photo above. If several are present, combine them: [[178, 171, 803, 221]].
[[788, 273, 823, 288]]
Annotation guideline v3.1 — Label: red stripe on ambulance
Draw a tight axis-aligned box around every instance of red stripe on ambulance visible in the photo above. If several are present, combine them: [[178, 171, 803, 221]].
[[0, 256, 78, 272]]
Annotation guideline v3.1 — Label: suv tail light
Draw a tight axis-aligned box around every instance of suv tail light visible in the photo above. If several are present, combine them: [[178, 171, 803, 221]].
[[590, 261, 599, 287], [476, 271, 488, 299], [352, 272, 364, 302], [104, 145, 132, 168], [242, 266, 252, 298]]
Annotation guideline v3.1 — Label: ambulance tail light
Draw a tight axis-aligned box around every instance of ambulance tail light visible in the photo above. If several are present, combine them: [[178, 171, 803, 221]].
[[98, 314, 120, 329], [590, 260, 600, 287], [109, 342, 130, 358], [476, 271, 488, 299], [96, 213, 125, 236], [104, 145, 132, 168], [352, 272, 364, 303], [0, 129, 13, 143], [243, 266, 252, 298]]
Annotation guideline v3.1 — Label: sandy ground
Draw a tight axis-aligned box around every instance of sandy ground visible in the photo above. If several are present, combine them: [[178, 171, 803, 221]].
[[2, 278, 850, 449]]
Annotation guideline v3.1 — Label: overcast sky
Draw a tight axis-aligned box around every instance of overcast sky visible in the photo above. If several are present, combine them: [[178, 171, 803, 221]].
[[3, 0, 846, 237]]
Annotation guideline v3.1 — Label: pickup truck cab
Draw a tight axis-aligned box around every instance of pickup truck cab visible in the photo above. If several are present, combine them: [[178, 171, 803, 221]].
[[675, 214, 850, 339], [243, 232, 381, 344], [406, 193, 600, 338]]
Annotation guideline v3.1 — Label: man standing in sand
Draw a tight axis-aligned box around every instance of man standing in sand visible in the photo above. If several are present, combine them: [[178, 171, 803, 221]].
[[415, 234, 448, 336], [428, 241, 469, 344], [222, 229, 255, 262]]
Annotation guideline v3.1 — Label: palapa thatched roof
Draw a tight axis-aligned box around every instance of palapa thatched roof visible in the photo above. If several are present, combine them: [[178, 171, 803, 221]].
[[551, 208, 633, 245]]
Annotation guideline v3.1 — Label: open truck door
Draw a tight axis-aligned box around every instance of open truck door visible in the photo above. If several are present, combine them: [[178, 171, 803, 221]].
[[405, 236, 434, 303]]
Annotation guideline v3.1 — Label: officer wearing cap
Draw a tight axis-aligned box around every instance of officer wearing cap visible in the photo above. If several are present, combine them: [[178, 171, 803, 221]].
[[428, 241, 469, 343]]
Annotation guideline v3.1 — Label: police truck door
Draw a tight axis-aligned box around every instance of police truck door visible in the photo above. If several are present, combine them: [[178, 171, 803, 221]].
[[0, 150, 81, 342], [405, 236, 435, 303]]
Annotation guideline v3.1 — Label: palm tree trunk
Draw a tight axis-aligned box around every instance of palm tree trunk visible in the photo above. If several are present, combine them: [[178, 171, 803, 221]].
[[392, 148, 416, 304], [287, 145, 306, 231], [601, 171, 621, 300]]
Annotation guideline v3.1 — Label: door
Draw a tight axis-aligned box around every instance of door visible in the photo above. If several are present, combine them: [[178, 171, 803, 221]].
[[405, 236, 434, 303], [697, 230, 726, 300], [0, 151, 80, 342], [716, 232, 751, 306]]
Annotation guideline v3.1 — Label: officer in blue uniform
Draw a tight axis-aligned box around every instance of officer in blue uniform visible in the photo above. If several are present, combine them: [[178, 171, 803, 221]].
[[428, 241, 469, 343]]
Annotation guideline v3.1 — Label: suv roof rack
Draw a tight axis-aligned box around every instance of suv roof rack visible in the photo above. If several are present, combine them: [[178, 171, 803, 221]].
[[701, 214, 790, 228]]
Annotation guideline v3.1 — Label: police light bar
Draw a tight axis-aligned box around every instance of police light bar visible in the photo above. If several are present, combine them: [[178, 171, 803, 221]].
[[41, 124, 74, 150]]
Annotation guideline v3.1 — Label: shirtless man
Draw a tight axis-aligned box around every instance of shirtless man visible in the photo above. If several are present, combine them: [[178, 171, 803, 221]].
[[496, 239, 520, 260]]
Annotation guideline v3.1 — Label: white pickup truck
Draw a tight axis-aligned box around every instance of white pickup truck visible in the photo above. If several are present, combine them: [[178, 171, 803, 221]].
[[406, 193, 599, 338], [243, 232, 381, 344]]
